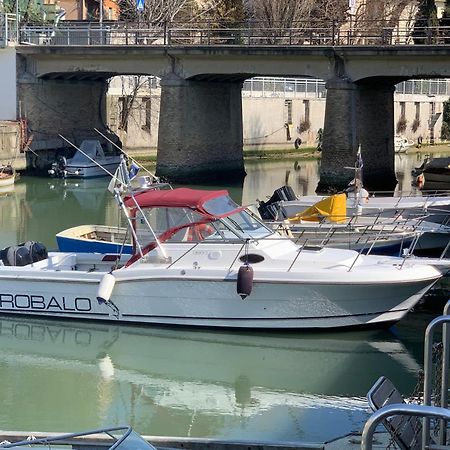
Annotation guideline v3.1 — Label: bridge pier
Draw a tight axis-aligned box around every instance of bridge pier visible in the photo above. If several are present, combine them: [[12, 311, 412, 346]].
[[17, 60, 113, 170], [358, 81, 397, 191], [318, 78, 359, 192], [156, 74, 246, 183], [318, 77, 397, 193]]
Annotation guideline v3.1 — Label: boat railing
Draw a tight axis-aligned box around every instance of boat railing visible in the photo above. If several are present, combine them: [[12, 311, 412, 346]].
[[360, 404, 450, 450], [0, 426, 132, 448], [368, 189, 450, 198], [361, 300, 450, 450]]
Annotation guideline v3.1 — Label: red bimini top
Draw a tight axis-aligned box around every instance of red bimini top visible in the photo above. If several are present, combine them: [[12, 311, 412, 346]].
[[124, 187, 242, 218]]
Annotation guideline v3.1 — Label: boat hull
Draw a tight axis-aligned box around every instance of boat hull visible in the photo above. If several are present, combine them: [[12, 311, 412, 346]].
[[65, 160, 121, 178], [0, 272, 438, 329], [0, 175, 15, 187]]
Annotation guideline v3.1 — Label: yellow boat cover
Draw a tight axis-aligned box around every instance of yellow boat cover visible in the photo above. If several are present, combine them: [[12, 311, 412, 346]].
[[289, 193, 347, 223]]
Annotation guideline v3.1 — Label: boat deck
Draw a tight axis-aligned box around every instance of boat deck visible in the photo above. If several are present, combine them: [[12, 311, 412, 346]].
[[0, 431, 392, 450]]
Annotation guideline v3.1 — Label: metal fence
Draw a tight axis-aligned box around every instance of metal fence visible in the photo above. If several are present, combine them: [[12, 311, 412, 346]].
[[242, 77, 327, 98], [242, 77, 450, 99], [396, 78, 450, 96], [16, 19, 450, 47]]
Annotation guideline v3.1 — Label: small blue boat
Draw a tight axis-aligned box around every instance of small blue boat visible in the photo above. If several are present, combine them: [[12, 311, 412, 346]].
[[56, 224, 133, 254]]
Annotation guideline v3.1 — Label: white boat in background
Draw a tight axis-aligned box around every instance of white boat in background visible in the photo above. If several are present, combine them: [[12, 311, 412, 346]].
[[257, 148, 450, 223], [48, 140, 121, 178], [395, 135, 415, 153], [257, 190, 450, 257], [0, 187, 443, 330], [0, 164, 15, 187], [260, 185, 450, 223]]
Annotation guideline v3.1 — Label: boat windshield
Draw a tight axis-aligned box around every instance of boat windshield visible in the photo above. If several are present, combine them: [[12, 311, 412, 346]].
[[202, 195, 240, 216], [133, 206, 272, 248], [71, 140, 105, 164], [220, 209, 273, 239]]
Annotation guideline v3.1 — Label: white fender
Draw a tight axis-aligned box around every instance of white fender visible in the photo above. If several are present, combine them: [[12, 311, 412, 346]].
[[97, 272, 116, 304]]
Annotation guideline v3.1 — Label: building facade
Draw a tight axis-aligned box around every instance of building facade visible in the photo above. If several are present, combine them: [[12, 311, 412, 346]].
[[106, 76, 448, 151]]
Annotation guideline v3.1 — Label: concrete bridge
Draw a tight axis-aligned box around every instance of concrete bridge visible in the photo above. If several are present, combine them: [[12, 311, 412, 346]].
[[13, 21, 450, 189]]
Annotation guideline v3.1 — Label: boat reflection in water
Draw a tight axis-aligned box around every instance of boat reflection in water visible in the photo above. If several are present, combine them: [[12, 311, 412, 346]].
[[0, 317, 421, 443]]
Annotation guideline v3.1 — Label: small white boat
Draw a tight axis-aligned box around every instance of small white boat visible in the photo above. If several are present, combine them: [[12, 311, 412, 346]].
[[0, 164, 15, 187], [395, 135, 415, 153], [0, 187, 443, 330], [49, 140, 121, 178]]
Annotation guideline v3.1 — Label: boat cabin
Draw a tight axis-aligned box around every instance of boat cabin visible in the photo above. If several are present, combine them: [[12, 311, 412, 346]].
[[123, 188, 274, 264]]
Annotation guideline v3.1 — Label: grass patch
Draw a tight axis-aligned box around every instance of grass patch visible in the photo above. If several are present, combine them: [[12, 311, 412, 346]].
[[130, 146, 321, 167], [244, 147, 320, 160]]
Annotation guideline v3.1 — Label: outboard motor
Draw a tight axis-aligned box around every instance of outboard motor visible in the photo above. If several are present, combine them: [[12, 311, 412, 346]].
[[257, 186, 297, 220], [21, 241, 48, 263], [0, 245, 32, 266], [48, 155, 68, 178]]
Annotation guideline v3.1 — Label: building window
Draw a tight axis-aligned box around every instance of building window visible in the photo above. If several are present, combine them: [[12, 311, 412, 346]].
[[303, 99, 310, 123], [284, 100, 292, 125], [415, 102, 420, 121], [400, 102, 406, 119]]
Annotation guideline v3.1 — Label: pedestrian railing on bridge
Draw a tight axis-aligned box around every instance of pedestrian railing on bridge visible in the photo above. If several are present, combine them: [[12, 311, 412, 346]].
[[16, 19, 450, 47]]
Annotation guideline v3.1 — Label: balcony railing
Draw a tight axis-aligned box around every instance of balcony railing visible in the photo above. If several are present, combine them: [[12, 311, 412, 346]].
[[16, 19, 450, 47]]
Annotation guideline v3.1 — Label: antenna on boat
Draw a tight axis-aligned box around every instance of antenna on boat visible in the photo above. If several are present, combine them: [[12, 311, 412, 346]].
[[93, 128, 159, 181], [344, 145, 366, 211]]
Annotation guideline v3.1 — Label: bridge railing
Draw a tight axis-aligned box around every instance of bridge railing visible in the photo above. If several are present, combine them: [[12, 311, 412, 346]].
[[17, 19, 450, 47]]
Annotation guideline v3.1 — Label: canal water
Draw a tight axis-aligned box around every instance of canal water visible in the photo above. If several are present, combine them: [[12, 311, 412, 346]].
[[0, 151, 448, 443]]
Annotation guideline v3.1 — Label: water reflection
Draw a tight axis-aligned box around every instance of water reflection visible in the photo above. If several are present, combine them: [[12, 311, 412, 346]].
[[0, 316, 420, 442], [0, 158, 443, 443], [1, 152, 449, 250], [0, 177, 120, 249]]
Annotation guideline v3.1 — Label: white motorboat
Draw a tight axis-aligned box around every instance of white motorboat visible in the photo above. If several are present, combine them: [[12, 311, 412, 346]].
[[48, 140, 121, 178], [0, 164, 15, 187], [257, 191, 450, 257], [0, 187, 442, 330], [260, 185, 450, 224], [395, 135, 415, 153], [259, 147, 450, 223]]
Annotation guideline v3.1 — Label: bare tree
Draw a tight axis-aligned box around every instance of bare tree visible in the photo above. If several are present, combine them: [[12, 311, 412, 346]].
[[348, 0, 418, 44], [194, 0, 246, 24], [245, 0, 316, 28], [118, 0, 194, 23]]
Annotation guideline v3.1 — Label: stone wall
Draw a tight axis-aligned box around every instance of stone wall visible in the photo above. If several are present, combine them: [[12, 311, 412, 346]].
[[0, 121, 26, 169]]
